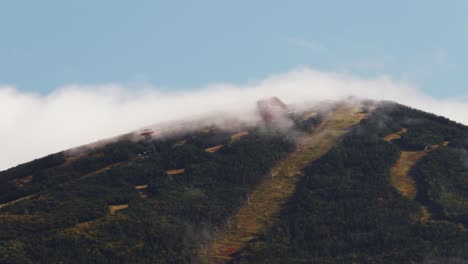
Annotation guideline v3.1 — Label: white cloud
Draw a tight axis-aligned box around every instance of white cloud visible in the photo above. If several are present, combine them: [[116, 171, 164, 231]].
[[0, 68, 467, 171]]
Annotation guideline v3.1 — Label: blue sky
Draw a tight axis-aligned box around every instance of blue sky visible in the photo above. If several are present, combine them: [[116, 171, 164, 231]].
[[1, 0, 467, 98], [2, 1, 468, 169]]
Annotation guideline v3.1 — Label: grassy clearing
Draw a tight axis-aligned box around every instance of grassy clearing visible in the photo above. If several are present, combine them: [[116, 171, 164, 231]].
[[384, 128, 423, 200], [109, 204, 129, 214], [199, 107, 366, 263], [385, 128, 450, 199], [165, 168, 185, 175], [385, 129, 450, 222], [79, 161, 128, 181], [390, 151, 427, 199], [384, 128, 407, 142], [205, 145, 224, 153], [230, 132, 249, 142], [135, 185, 149, 198]]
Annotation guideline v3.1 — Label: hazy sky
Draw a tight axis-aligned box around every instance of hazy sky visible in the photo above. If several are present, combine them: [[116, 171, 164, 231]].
[[1, 0, 467, 98]]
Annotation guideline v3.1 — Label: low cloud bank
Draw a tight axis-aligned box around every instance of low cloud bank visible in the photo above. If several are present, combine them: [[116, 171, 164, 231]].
[[1, 68, 467, 170]]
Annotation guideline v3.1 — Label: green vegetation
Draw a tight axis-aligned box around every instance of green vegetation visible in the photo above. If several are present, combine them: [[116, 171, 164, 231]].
[[233, 103, 468, 263], [389, 150, 426, 199], [1, 101, 467, 263], [0, 128, 294, 263], [412, 148, 468, 226], [0, 139, 144, 205]]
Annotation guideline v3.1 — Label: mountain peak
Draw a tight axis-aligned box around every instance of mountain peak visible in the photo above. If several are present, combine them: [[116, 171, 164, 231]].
[[0, 100, 467, 263]]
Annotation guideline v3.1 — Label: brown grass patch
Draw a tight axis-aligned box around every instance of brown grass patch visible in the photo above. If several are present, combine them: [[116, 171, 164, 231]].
[[384, 128, 407, 142], [75, 220, 95, 230], [166, 168, 185, 175], [205, 145, 224, 153], [79, 161, 127, 181], [386, 131, 449, 222], [388, 138, 448, 200], [135, 185, 149, 199], [390, 151, 427, 199], [109, 204, 129, 214], [230, 132, 249, 142]]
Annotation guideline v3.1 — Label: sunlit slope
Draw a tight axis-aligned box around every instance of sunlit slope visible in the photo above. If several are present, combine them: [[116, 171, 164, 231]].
[[200, 106, 367, 263]]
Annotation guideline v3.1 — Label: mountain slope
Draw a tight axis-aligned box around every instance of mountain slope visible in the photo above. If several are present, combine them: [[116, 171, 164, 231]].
[[0, 100, 467, 264], [200, 105, 366, 263], [233, 103, 468, 263], [0, 129, 295, 263]]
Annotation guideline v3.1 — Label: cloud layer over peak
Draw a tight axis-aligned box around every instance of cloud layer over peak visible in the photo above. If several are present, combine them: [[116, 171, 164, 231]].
[[1, 68, 467, 171]]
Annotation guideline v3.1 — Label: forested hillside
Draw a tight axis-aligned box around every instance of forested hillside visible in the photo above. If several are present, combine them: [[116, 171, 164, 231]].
[[0, 100, 467, 264], [0, 126, 295, 263], [233, 102, 468, 264]]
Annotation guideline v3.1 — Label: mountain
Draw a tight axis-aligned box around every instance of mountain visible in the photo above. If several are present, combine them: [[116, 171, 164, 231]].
[[0, 99, 467, 264]]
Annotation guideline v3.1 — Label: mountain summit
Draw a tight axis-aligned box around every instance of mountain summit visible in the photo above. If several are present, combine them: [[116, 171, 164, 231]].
[[0, 99, 467, 263]]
